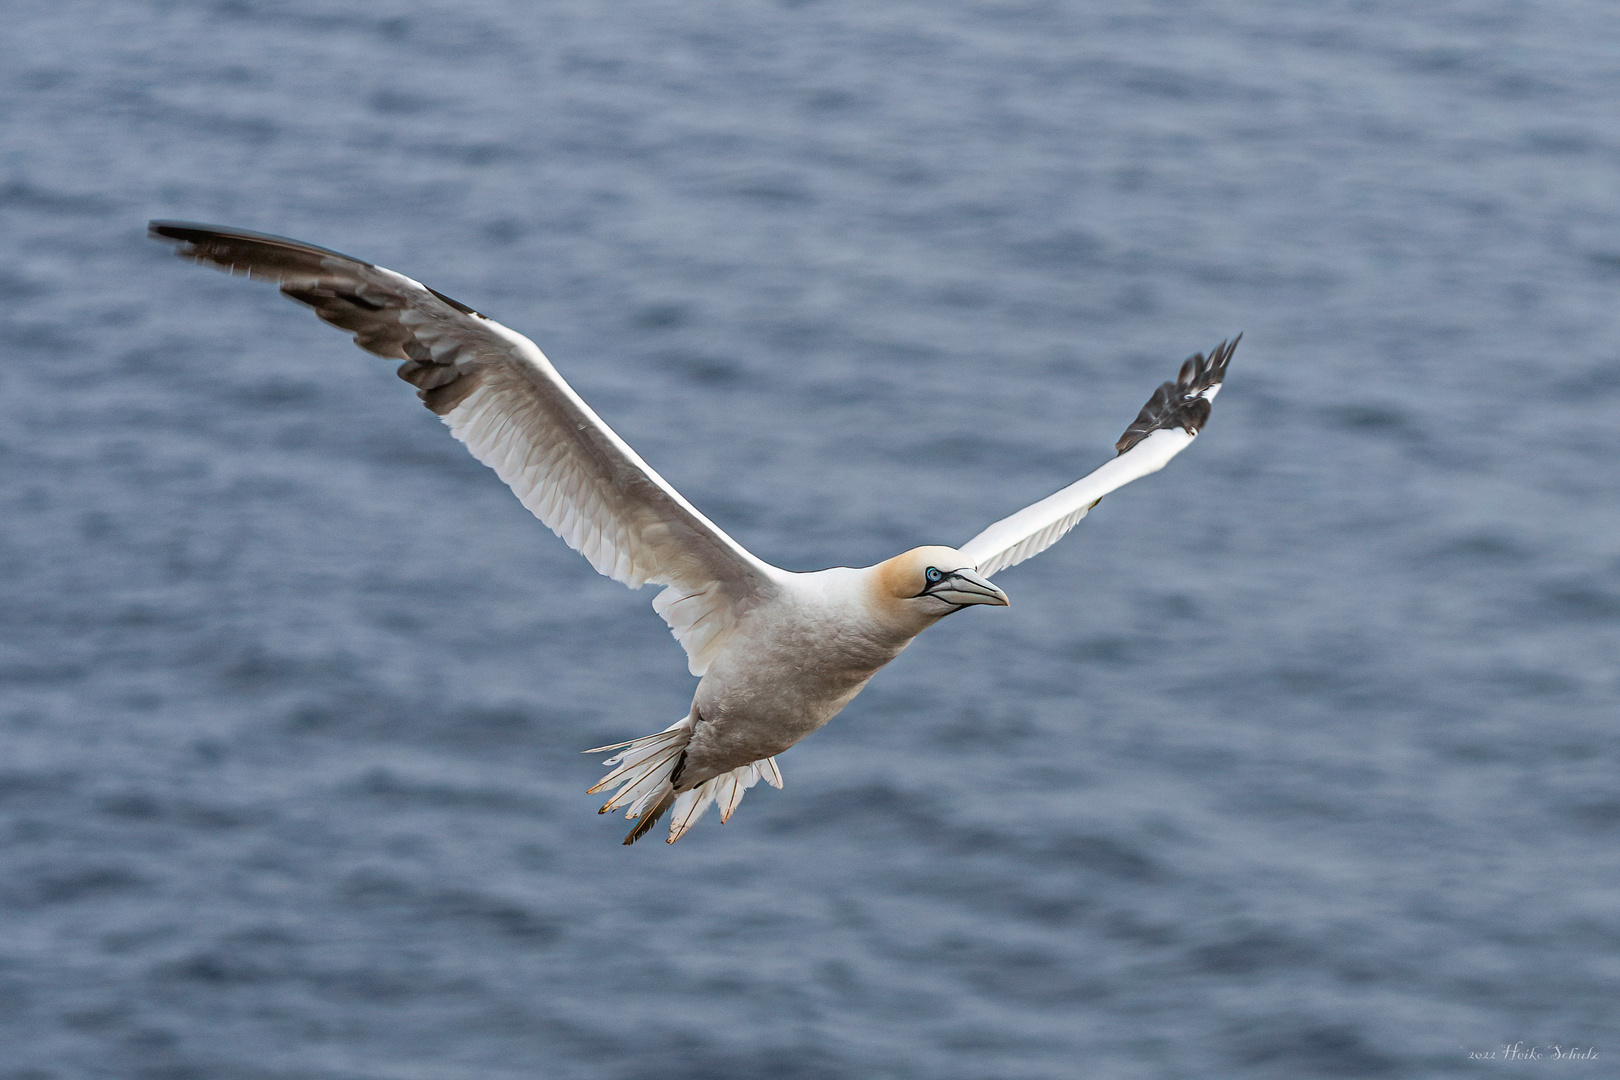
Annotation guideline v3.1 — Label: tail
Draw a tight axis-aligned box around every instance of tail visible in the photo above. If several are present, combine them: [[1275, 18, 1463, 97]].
[[621, 788, 678, 845], [585, 715, 784, 845]]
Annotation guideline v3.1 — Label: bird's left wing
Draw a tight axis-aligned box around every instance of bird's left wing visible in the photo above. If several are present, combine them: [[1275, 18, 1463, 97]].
[[150, 222, 780, 675], [957, 338, 1237, 578]]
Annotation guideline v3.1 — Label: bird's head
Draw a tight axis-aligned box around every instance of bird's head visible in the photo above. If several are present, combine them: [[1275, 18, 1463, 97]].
[[871, 546, 1010, 626]]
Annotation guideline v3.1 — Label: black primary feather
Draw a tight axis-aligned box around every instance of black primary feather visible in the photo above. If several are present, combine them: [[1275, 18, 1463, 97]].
[[1114, 335, 1240, 454]]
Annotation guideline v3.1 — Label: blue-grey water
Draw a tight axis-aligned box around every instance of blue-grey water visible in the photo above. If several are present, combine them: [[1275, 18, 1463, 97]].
[[3, 2, 1619, 1077]]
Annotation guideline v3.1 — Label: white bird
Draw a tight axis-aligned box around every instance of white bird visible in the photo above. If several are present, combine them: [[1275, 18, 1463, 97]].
[[150, 221, 1237, 845]]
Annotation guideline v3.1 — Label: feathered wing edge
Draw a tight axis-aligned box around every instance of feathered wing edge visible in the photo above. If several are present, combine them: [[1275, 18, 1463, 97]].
[[147, 222, 779, 678], [957, 337, 1238, 577], [585, 717, 783, 845]]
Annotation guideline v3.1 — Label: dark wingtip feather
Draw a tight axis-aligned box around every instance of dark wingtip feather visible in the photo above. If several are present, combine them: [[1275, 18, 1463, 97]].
[[148, 220, 373, 265], [1114, 335, 1240, 454], [146, 220, 380, 287], [148, 220, 486, 316], [427, 285, 483, 318], [149, 221, 209, 243]]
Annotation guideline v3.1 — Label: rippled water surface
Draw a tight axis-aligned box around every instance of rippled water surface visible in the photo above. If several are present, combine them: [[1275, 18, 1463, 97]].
[[4, 2, 1620, 1077]]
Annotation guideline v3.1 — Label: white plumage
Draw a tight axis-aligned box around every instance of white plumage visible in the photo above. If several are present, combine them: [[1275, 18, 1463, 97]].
[[150, 221, 1236, 845]]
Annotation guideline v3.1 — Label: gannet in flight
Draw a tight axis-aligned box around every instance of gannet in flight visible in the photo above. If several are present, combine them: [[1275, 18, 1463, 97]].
[[149, 221, 1237, 845]]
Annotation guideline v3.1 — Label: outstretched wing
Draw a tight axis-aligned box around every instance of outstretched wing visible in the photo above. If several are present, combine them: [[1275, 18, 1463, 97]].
[[957, 337, 1238, 577], [150, 221, 780, 674]]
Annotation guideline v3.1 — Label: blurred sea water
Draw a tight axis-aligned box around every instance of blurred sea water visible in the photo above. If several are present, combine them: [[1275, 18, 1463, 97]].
[[2, 2, 1619, 1077]]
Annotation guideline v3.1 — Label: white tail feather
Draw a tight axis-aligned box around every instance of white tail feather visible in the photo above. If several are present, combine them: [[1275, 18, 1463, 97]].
[[587, 715, 692, 819], [586, 716, 783, 843], [602, 747, 683, 813], [666, 784, 717, 843], [588, 733, 685, 794], [715, 773, 742, 823]]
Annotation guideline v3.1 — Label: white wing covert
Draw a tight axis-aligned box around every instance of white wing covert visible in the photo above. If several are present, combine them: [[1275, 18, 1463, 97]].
[[150, 222, 779, 675], [958, 338, 1237, 577]]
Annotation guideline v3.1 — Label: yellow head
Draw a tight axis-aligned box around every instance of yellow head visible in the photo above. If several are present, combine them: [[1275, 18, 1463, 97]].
[[870, 546, 1010, 626]]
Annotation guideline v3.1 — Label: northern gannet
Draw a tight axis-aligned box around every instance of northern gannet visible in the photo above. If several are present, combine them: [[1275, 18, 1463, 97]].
[[149, 222, 1237, 845]]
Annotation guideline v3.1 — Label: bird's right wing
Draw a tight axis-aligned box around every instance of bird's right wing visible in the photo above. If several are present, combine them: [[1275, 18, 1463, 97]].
[[150, 222, 780, 675], [957, 338, 1237, 577]]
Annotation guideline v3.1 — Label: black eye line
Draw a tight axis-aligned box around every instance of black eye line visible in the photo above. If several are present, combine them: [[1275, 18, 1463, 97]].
[[914, 567, 956, 601]]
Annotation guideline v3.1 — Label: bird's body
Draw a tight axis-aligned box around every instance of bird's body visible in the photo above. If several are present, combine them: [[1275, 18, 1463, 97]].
[[685, 552, 958, 781], [689, 567, 907, 778], [149, 221, 1237, 845]]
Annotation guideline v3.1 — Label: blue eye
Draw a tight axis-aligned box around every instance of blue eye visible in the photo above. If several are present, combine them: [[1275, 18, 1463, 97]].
[[925, 567, 943, 583]]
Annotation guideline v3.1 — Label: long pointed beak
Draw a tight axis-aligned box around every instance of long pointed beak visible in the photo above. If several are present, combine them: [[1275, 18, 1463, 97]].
[[924, 567, 1010, 607]]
